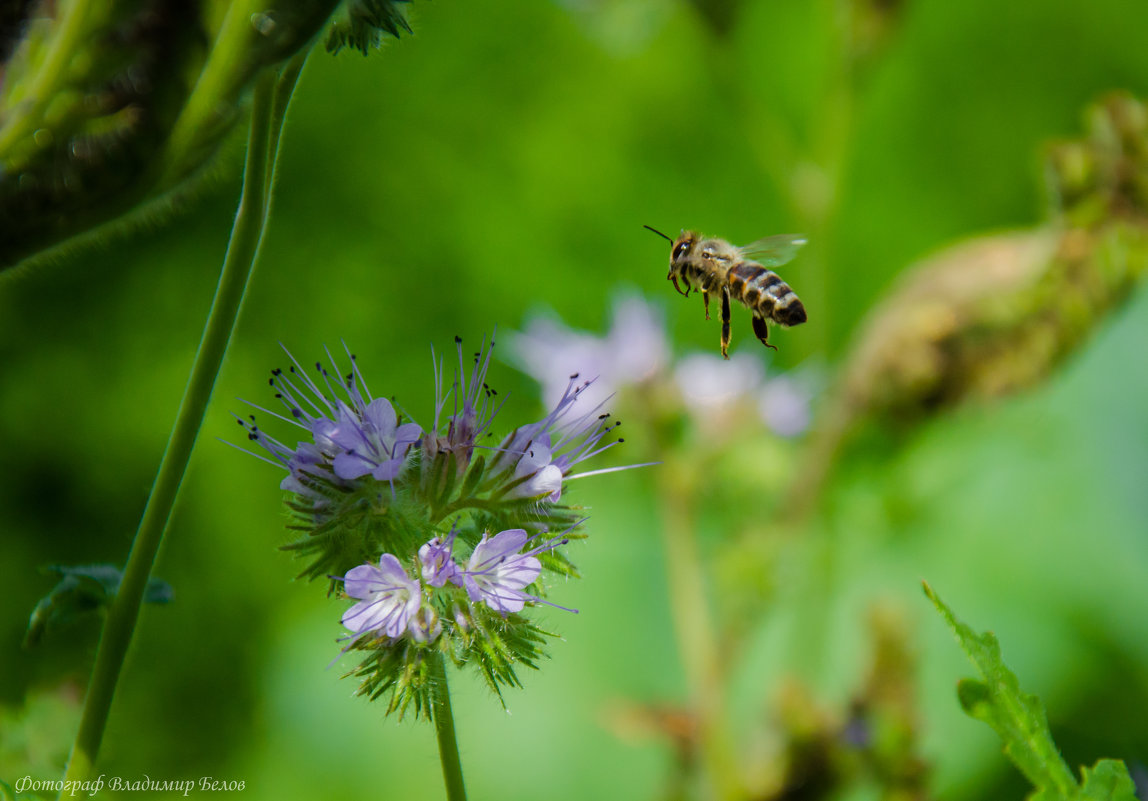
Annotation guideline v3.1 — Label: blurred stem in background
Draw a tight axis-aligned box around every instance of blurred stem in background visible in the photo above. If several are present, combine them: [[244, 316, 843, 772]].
[[59, 59, 303, 786], [689, 3, 898, 684], [657, 458, 740, 801], [645, 386, 741, 801]]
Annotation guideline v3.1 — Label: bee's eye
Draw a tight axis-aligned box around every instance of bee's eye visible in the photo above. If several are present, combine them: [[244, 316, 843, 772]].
[[673, 241, 690, 260]]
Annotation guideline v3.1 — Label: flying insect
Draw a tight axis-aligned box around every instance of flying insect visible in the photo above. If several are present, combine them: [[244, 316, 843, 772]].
[[645, 226, 808, 358]]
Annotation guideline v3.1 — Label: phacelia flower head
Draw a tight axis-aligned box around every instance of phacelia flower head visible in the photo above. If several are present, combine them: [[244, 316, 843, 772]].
[[236, 333, 639, 718]]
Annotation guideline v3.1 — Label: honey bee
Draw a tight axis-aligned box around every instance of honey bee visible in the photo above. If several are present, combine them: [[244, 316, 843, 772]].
[[645, 226, 808, 358]]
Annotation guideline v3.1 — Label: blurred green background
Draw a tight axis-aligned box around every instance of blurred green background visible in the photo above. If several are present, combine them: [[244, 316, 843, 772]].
[[2, 0, 1148, 798]]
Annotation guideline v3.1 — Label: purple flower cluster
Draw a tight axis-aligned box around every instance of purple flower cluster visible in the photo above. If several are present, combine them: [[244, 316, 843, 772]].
[[234, 334, 629, 673], [236, 347, 422, 509], [340, 527, 570, 646], [673, 351, 814, 437], [236, 336, 626, 512]]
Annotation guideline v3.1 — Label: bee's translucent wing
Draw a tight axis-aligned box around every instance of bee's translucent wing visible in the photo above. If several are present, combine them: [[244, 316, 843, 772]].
[[740, 234, 808, 268]]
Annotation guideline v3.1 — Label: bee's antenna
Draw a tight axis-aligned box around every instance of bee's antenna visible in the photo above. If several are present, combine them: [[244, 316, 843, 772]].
[[643, 225, 673, 243]]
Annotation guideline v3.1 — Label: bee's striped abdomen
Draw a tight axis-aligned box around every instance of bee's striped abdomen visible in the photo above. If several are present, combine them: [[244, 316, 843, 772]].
[[728, 261, 807, 327]]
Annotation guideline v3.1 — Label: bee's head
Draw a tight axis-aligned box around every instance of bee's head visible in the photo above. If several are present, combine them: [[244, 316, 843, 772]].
[[644, 225, 695, 281], [670, 230, 697, 264]]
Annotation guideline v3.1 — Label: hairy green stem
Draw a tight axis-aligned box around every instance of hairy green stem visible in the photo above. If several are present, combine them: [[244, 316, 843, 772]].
[[59, 67, 286, 788], [428, 651, 468, 801], [658, 457, 740, 801]]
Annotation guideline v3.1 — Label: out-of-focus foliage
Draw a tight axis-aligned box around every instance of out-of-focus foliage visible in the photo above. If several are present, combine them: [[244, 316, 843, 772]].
[[866, 93, 1146, 416], [23, 564, 172, 648], [793, 93, 1148, 517], [0, 0, 340, 270], [1, 0, 1147, 799]]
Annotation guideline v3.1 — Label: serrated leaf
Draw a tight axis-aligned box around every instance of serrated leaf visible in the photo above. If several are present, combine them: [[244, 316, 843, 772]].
[[1078, 760, 1138, 801], [923, 582, 1078, 800]]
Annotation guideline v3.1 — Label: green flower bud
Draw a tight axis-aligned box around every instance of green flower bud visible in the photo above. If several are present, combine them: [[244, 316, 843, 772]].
[[24, 564, 173, 648]]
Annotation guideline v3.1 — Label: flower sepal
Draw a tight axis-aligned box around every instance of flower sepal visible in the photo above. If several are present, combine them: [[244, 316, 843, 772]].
[[448, 606, 554, 707], [280, 486, 431, 590], [342, 591, 557, 717], [344, 634, 440, 719]]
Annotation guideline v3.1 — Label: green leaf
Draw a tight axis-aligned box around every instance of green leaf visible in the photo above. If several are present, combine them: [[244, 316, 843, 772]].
[[926, 584, 1142, 801], [923, 582, 1078, 799], [24, 564, 173, 647], [1078, 760, 1138, 801]]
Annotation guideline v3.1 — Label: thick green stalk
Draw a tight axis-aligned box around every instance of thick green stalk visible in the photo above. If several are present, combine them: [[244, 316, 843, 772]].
[[428, 651, 468, 801], [59, 68, 282, 788], [658, 458, 741, 801]]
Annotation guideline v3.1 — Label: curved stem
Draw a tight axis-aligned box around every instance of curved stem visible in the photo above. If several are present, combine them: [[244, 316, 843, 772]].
[[59, 67, 284, 788], [428, 651, 468, 801]]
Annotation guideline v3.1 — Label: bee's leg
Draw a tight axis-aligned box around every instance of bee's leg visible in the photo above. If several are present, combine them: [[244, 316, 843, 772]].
[[720, 288, 732, 360], [752, 314, 778, 351], [702, 289, 711, 320], [669, 273, 691, 298]]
